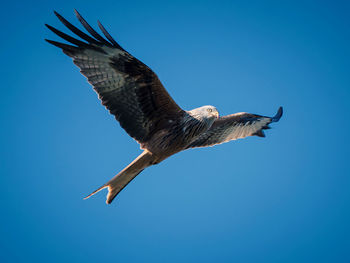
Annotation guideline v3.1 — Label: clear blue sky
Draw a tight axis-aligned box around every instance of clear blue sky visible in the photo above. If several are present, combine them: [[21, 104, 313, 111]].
[[1, 0, 349, 262]]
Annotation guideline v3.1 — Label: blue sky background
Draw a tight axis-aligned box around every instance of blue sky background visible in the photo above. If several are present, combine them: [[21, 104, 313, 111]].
[[1, 0, 349, 262]]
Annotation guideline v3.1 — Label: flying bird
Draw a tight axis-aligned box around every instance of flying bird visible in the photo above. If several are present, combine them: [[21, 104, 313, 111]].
[[46, 10, 283, 204]]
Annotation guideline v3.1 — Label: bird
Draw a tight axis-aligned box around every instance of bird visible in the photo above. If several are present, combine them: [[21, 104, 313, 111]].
[[45, 10, 283, 204]]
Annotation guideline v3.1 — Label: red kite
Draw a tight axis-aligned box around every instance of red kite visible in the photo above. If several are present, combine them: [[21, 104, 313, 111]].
[[46, 10, 283, 204]]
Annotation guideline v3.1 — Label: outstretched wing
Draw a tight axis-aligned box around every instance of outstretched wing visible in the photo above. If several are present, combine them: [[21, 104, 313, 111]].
[[45, 10, 184, 144], [188, 107, 283, 148]]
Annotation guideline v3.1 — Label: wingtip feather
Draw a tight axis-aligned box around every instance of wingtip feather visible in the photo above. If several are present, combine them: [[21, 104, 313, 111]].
[[74, 9, 112, 46], [272, 106, 283, 122], [254, 130, 266, 137]]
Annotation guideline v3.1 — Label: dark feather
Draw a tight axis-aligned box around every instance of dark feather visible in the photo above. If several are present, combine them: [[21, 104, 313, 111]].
[[98, 20, 124, 50], [253, 130, 265, 137], [54, 11, 101, 45], [74, 9, 112, 46], [272, 106, 283, 122], [45, 39, 80, 53], [45, 23, 106, 53], [45, 24, 91, 48], [46, 10, 184, 145]]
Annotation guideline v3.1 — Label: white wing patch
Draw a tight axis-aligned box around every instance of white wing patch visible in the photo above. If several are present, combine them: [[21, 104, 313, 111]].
[[222, 118, 270, 142], [188, 114, 274, 148]]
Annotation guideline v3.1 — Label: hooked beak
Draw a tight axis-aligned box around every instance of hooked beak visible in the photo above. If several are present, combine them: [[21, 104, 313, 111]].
[[212, 111, 219, 118]]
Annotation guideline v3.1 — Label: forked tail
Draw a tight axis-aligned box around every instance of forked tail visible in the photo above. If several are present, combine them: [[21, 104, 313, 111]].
[[84, 150, 156, 204]]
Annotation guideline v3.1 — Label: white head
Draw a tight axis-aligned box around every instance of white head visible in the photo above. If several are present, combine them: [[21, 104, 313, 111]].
[[188, 105, 219, 123]]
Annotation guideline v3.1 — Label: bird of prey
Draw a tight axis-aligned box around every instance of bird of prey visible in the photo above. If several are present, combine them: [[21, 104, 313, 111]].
[[46, 10, 283, 204]]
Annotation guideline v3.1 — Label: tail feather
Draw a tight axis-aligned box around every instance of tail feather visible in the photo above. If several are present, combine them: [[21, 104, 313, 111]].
[[84, 150, 155, 204], [84, 184, 108, 200]]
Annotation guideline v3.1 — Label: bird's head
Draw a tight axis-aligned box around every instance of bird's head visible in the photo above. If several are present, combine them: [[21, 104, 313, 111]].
[[188, 105, 219, 122]]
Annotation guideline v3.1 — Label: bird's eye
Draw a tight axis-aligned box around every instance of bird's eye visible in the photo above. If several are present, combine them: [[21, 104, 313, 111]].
[[207, 108, 213, 113]]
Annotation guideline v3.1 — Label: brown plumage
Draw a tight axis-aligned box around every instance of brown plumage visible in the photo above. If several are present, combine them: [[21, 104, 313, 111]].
[[46, 10, 283, 204]]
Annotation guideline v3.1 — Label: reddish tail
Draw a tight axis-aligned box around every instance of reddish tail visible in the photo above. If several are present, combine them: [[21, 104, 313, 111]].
[[84, 150, 156, 204]]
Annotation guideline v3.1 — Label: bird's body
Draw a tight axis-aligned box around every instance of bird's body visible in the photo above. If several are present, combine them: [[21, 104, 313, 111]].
[[46, 10, 283, 204], [143, 106, 219, 157]]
